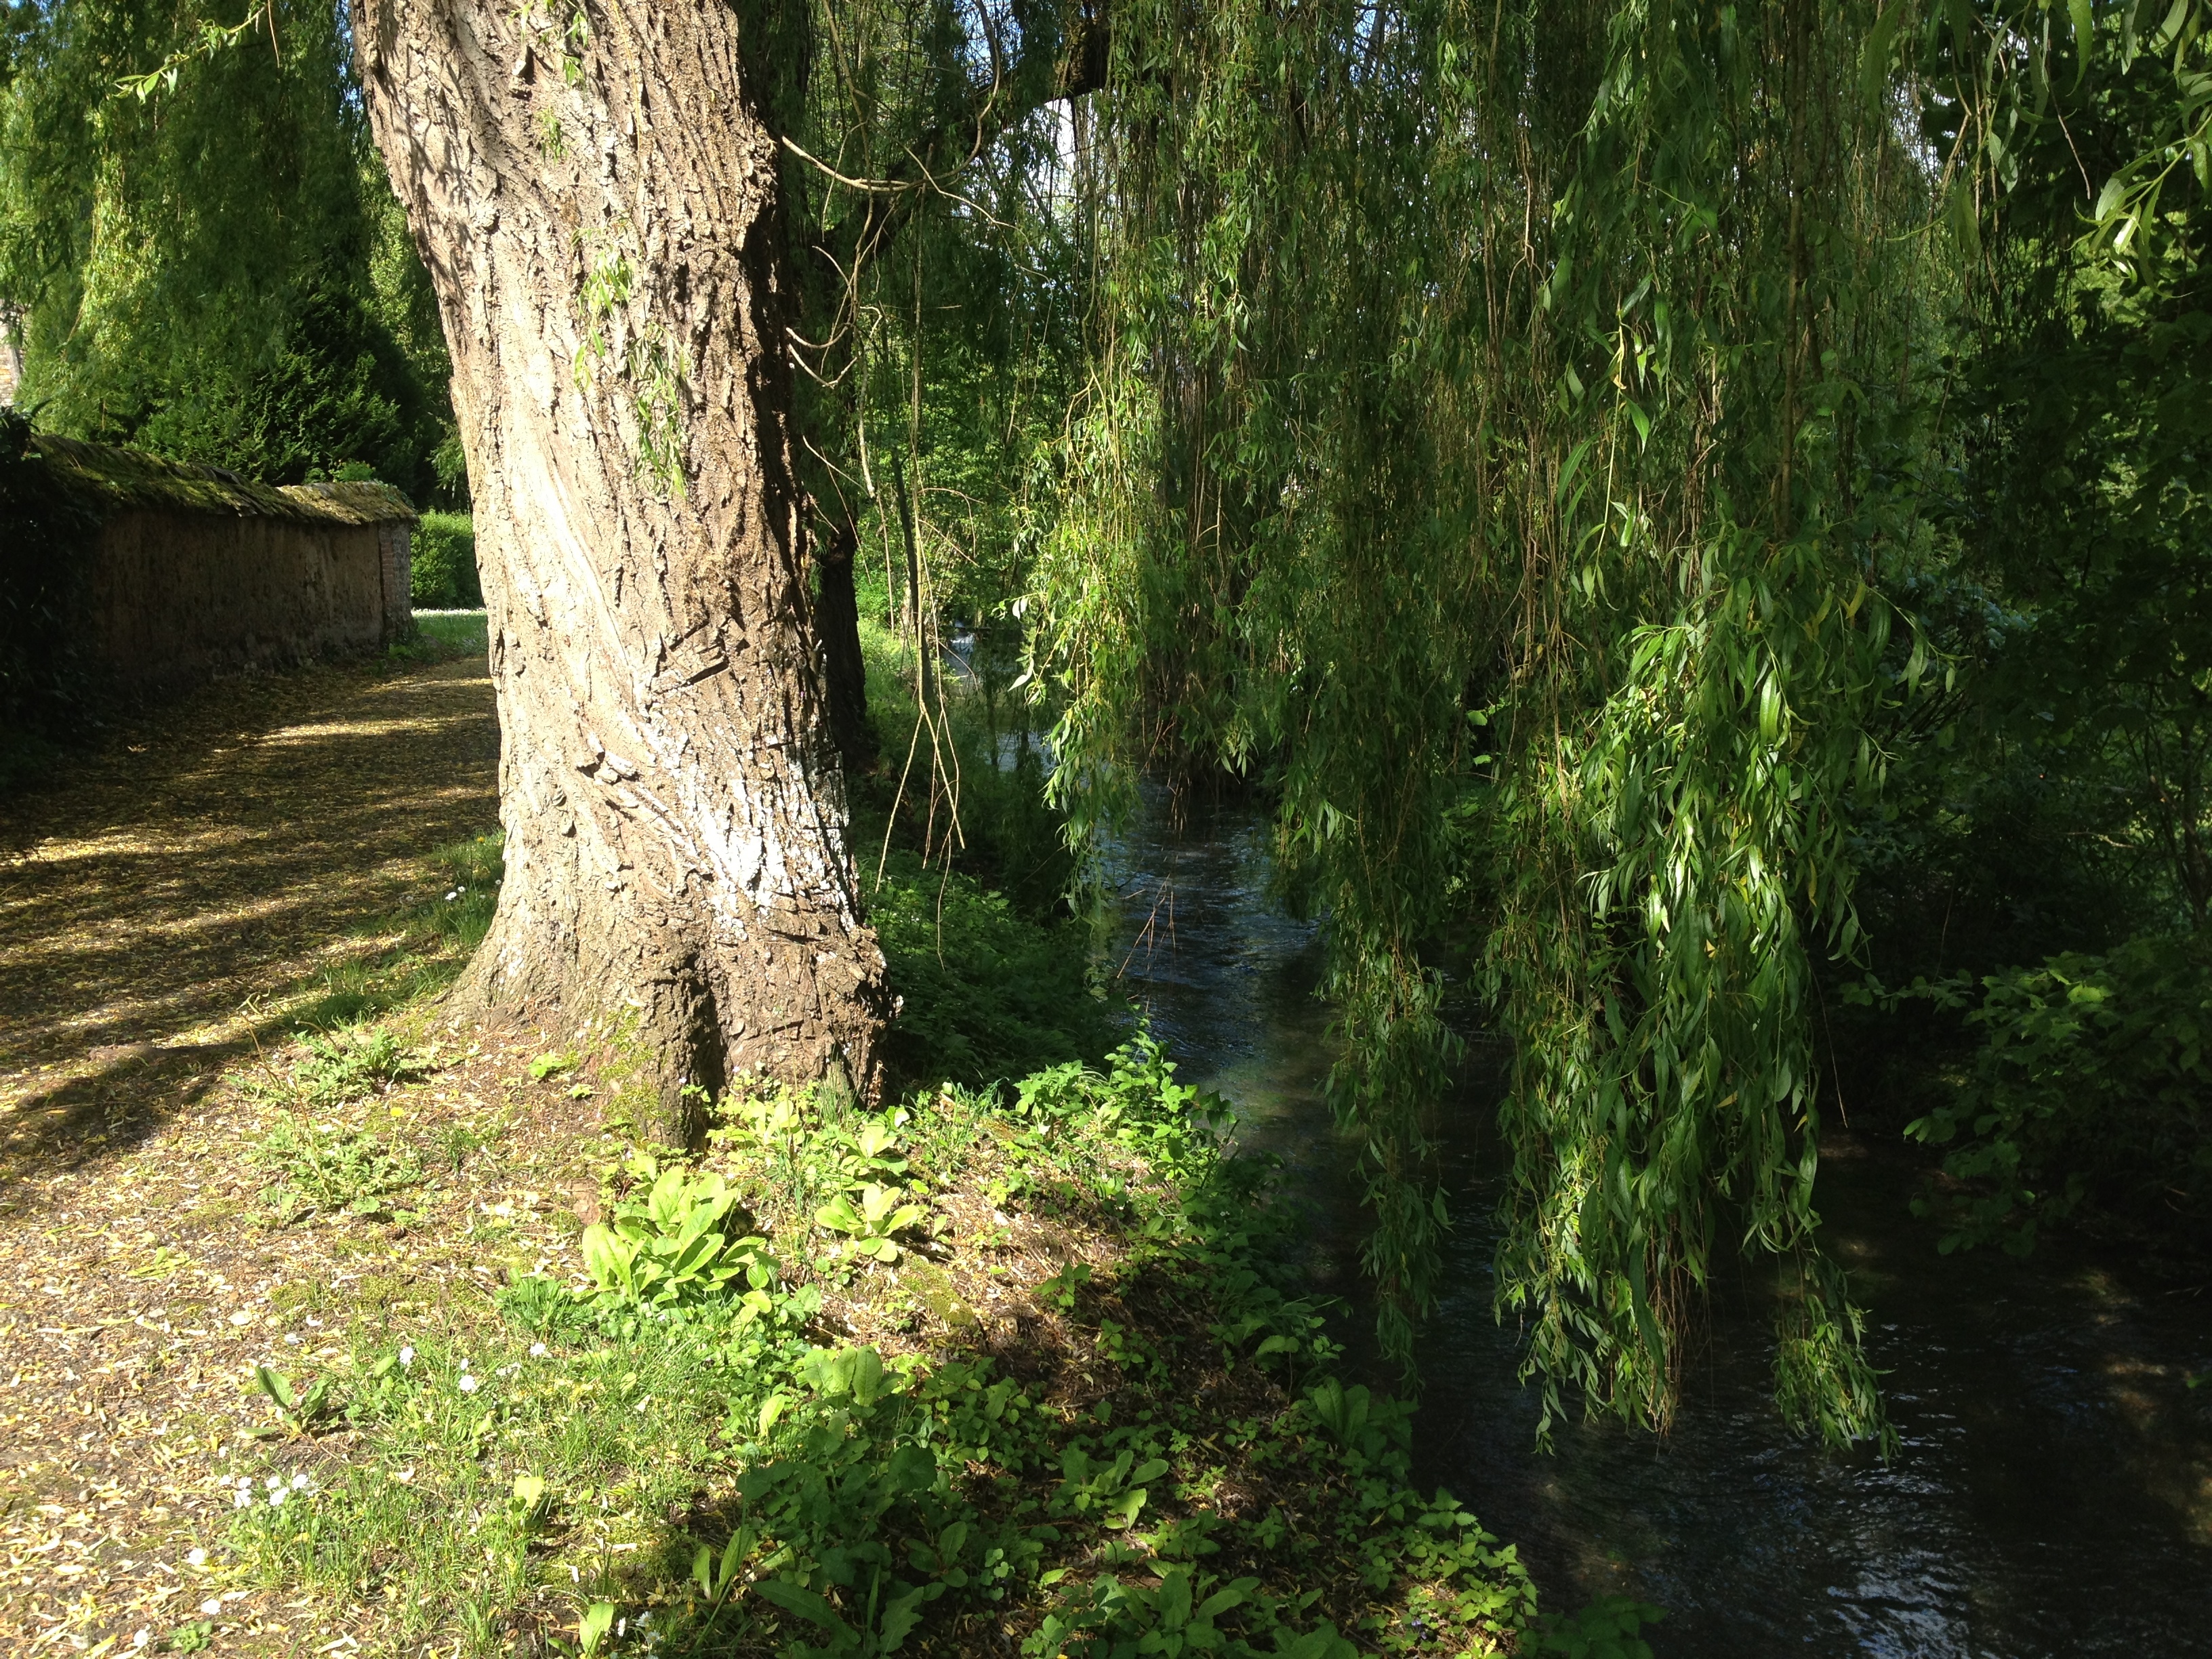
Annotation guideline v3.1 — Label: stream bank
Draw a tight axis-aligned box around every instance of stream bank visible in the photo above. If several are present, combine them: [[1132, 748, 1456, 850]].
[[1098, 785, 2212, 1658]]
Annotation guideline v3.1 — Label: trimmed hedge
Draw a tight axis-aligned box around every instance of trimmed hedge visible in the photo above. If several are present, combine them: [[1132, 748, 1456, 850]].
[[411, 510, 480, 607]]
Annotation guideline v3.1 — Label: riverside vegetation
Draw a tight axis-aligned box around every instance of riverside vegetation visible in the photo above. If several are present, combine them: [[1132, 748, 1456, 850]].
[[0, 619, 1652, 1655], [7, 2, 2209, 1648], [217, 1029, 1551, 1656]]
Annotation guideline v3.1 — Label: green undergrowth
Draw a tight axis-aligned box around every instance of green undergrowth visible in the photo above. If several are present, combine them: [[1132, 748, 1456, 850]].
[[232, 1026, 441, 1226], [284, 831, 504, 1028], [853, 615, 1118, 1090], [207, 1037, 1656, 1656], [868, 847, 1120, 1087]]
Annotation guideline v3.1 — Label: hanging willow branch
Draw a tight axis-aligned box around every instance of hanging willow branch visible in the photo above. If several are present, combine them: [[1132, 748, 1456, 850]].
[[1044, 0, 1958, 1448]]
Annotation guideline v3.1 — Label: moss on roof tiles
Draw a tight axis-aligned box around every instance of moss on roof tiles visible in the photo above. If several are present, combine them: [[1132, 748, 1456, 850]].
[[281, 479, 421, 525], [20, 434, 417, 525]]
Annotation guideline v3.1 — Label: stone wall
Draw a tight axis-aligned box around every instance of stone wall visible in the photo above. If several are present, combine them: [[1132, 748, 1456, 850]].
[[15, 435, 416, 694]]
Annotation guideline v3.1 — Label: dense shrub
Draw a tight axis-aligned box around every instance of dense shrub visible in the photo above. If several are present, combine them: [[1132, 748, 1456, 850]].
[[411, 511, 480, 607], [0, 410, 99, 758], [1864, 933, 2212, 1263]]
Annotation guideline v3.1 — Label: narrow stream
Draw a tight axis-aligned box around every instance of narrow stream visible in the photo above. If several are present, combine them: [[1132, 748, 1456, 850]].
[[1096, 786, 2212, 1658]]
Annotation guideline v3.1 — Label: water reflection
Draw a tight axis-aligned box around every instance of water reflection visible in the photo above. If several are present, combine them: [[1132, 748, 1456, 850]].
[[1097, 785, 2212, 1658], [1419, 1061, 2212, 1658]]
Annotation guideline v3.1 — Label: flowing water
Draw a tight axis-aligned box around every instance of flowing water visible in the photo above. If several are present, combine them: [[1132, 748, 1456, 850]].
[[1096, 785, 2212, 1658]]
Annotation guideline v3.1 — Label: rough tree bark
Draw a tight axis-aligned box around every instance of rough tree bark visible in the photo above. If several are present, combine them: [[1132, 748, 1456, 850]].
[[350, 0, 888, 1125], [811, 518, 875, 773]]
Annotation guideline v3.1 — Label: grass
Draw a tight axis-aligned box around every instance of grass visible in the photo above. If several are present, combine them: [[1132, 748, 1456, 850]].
[[200, 1038, 1557, 1657], [0, 613, 1654, 1656], [287, 831, 504, 1028], [390, 606, 489, 668]]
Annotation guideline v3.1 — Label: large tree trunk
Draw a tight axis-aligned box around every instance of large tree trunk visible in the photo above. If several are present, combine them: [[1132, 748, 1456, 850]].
[[813, 515, 877, 775], [351, 0, 888, 1127]]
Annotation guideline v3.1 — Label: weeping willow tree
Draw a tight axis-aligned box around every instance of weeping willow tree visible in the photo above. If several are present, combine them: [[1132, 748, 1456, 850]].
[[760, 0, 1105, 772], [1044, 0, 1955, 1443], [0, 1, 453, 497]]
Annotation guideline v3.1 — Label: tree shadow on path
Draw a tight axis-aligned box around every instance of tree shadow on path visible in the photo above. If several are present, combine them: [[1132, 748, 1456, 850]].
[[0, 651, 499, 1200]]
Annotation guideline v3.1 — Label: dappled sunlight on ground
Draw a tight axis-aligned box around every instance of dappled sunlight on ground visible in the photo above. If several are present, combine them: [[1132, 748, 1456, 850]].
[[0, 651, 512, 1650], [0, 656, 499, 1193]]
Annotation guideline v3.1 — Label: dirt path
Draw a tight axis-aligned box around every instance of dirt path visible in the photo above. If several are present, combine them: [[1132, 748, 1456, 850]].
[[0, 654, 500, 1193], [0, 652, 511, 1652]]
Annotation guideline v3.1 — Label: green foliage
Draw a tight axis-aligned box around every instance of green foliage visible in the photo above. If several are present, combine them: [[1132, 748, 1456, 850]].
[[579, 1164, 781, 1313], [1825, 3, 2212, 1291], [686, 1040, 1534, 1653], [1916, 0, 2212, 281], [1044, 0, 1921, 1443], [1302, 1378, 1410, 1462], [1025, 1569, 1353, 1659], [851, 609, 1118, 1092], [125, 277, 441, 493], [1937, 14, 2212, 935], [1056, 1445, 1170, 1530], [409, 511, 480, 608], [252, 1364, 339, 1435], [769, 0, 1092, 643], [714, 1088, 931, 1272], [867, 846, 1116, 1087], [243, 1035, 1554, 1651], [855, 611, 1081, 913], [284, 1026, 430, 1108], [250, 1112, 424, 1226], [1531, 1596, 1667, 1658], [529, 1052, 575, 1084], [0, 3, 455, 498], [813, 1182, 927, 1263], [1875, 933, 2212, 1258], [576, 1600, 617, 1656]]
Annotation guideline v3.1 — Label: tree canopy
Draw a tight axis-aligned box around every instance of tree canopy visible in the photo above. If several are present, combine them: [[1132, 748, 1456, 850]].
[[0, 0, 456, 499], [5, 0, 2207, 1452]]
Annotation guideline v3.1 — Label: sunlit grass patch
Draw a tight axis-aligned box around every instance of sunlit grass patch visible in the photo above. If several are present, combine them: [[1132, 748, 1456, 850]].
[[413, 606, 489, 653], [180, 1038, 1551, 1657], [392, 606, 489, 666], [228, 1322, 734, 1651], [287, 831, 503, 1028], [250, 1111, 428, 1225]]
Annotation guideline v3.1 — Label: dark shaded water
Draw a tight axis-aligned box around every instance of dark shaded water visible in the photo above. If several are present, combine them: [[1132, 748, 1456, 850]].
[[1097, 787, 2212, 1658]]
